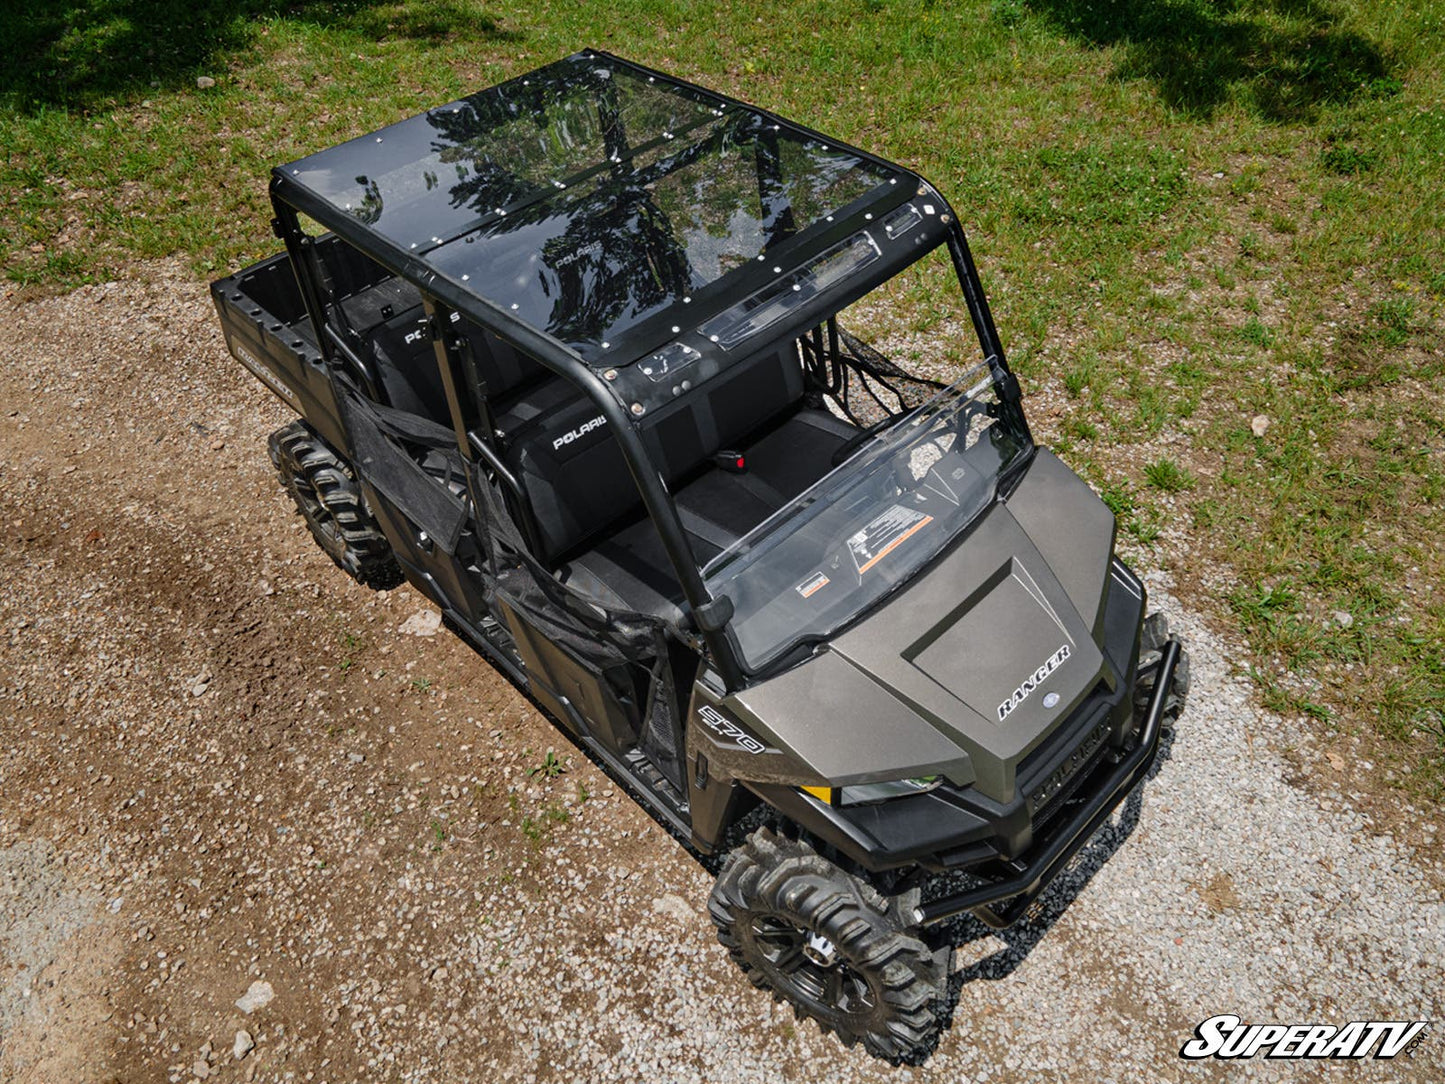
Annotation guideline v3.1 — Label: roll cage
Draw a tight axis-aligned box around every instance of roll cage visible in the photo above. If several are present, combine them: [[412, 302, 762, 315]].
[[267, 49, 1028, 691]]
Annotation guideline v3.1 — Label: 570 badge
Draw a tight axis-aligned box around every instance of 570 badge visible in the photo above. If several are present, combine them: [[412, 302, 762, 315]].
[[698, 705, 766, 755]]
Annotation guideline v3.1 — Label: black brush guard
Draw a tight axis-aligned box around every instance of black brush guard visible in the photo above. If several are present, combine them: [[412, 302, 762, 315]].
[[913, 638, 1184, 929]]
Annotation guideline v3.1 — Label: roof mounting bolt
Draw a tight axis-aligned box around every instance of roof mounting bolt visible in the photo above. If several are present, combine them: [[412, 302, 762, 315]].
[[630, 403, 645, 416], [917, 185, 927, 196], [709, 334, 719, 343], [672, 385, 682, 396], [376, 137, 383, 143], [410, 243, 417, 249], [671, 325, 680, 333], [772, 266, 782, 273], [792, 284, 802, 292], [682, 296, 691, 304], [511, 303, 519, 310], [864, 213, 873, 220], [462, 274, 470, 281], [826, 215, 834, 222], [681, 380, 692, 391], [941, 213, 952, 223], [604, 368, 618, 381], [889, 178, 897, 184], [601, 341, 610, 349]]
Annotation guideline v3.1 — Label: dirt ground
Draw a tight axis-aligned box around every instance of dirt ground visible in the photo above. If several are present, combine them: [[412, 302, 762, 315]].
[[1, 265, 1441, 1083]]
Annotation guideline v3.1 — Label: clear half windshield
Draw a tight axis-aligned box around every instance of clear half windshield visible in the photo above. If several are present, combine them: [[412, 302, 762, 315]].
[[704, 365, 1030, 671]]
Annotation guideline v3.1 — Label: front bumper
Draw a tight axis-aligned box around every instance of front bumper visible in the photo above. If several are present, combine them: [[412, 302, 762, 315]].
[[912, 637, 1182, 927]]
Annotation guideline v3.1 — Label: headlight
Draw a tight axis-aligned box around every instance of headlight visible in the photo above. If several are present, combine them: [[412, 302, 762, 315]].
[[801, 776, 941, 807]]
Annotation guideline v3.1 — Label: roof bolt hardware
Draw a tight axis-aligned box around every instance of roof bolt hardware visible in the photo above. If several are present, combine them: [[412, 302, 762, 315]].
[[917, 185, 927, 196], [603, 369, 618, 381], [941, 213, 952, 223], [630, 402, 645, 416]]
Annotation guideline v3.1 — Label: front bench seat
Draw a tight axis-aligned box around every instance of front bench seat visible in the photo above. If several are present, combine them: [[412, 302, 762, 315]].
[[559, 407, 858, 622], [493, 343, 813, 567]]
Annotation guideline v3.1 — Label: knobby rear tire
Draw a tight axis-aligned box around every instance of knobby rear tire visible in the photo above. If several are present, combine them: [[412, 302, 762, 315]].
[[268, 421, 405, 591]]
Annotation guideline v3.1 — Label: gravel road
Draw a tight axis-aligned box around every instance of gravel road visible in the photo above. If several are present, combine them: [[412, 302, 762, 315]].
[[1, 265, 1441, 1082]]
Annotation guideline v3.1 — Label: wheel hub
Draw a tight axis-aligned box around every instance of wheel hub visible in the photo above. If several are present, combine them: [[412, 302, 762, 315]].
[[802, 930, 838, 967]]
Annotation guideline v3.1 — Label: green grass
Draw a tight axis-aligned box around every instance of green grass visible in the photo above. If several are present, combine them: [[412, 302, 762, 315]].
[[3, 0, 1442, 795], [1144, 457, 1196, 493]]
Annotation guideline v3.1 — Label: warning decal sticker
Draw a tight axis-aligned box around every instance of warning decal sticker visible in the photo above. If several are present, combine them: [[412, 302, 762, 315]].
[[795, 571, 831, 599], [847, 505, 934, 575]]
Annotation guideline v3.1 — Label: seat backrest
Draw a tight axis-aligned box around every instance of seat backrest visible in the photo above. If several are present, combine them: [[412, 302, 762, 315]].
[[368, 306, 547, 427], [497, 342, 805, 563]]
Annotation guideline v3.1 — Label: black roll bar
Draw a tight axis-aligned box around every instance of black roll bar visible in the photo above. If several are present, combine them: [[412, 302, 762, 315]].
[[269, 180, 746, 691]]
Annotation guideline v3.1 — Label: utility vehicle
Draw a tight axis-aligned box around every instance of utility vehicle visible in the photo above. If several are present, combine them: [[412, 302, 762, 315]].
[[212, 51, 1187, 1062]]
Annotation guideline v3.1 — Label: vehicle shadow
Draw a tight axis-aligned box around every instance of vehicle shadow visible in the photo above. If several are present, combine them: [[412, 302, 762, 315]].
[[930, 722, 1178, 1005], [1023, 0, 1396, 122], [2, 0, 521, 113]]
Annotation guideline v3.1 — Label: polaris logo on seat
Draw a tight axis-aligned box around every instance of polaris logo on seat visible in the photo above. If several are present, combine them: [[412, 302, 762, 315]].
[[552, 415, 607, 451], [997, 644, 1071, 722]]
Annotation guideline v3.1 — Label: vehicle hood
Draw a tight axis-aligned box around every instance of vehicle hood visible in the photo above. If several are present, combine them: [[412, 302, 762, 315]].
[[729, 450, 1118, 803]]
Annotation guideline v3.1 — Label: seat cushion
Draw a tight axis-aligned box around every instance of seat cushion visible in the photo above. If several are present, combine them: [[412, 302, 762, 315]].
[[561, 407, 857, 620]]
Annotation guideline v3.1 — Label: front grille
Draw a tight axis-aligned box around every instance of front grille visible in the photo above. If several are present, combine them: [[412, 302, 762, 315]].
[[1016, 677, 1120, 827], [1028, 713, 1113, 826]]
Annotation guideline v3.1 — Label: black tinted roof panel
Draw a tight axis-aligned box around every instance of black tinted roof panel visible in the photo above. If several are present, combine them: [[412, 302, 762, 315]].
[[279, 52, 904, 362]]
